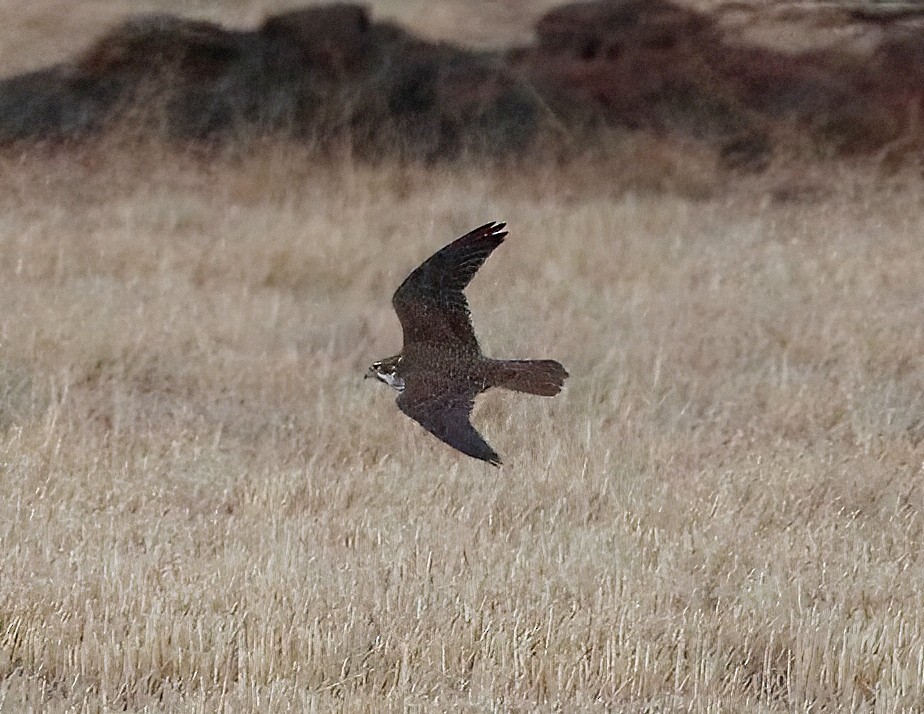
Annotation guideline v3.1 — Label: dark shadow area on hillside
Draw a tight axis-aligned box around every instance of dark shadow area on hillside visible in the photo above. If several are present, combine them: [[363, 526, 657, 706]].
[[1, 1, 923, 168]]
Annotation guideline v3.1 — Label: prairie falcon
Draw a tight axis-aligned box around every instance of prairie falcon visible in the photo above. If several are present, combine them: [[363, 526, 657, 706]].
[[366, 222, 568, 465]]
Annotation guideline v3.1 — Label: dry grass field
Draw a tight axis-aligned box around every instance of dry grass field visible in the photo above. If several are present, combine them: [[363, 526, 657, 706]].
[[2, 2, 924, 712], [1, 140, 922, 712]]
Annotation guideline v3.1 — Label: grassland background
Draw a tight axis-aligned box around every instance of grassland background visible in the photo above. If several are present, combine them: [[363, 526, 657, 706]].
[[2, 1, 924, 712]]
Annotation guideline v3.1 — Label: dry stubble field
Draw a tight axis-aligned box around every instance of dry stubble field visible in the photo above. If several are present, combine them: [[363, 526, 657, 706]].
[[1, 5, 924, 710], [0, 140, 922, 712]]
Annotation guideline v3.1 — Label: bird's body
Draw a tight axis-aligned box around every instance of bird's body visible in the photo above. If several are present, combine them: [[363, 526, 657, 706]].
[[366, 222, 568, 465]]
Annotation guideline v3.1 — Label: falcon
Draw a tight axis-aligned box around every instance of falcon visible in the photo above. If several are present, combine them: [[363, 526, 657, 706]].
[[365, 221, 568, 465]]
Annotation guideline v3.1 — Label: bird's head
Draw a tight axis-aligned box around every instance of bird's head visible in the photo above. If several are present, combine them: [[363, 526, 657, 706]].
[[365, 354, 405, 392]]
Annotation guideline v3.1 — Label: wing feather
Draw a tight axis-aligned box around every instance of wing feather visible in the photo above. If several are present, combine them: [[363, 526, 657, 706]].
[[397, 380, 501, 466], [392, 222, 507, 349]]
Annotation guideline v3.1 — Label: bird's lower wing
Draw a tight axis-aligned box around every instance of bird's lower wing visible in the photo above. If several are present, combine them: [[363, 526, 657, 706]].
[[397, 384, 501, 466]]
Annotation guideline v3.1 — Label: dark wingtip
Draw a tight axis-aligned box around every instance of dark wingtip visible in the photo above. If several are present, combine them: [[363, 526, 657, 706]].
[[469, 221, 507, 243], [477, 447, 502, 467]]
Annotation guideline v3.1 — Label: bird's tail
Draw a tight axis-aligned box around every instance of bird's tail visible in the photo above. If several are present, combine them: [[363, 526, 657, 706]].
[[489, 359, 569, 397]]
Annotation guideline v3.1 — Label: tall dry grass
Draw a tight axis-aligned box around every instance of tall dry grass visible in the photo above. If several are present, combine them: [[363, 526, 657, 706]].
[[0, 137, 922, 711]]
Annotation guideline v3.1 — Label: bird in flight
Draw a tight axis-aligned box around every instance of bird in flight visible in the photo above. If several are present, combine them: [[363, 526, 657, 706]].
[[366, 221, 568, 465]]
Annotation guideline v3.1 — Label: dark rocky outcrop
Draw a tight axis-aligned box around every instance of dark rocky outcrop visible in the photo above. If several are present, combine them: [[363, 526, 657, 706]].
[[517, 0, 923, 165], [0, 5, 542, 158], [1, 0, 922, 164]]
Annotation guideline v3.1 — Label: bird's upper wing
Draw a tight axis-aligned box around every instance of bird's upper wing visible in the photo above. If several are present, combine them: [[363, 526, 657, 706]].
[[392, 222, 507, 350], [397, 378, 501, 466]]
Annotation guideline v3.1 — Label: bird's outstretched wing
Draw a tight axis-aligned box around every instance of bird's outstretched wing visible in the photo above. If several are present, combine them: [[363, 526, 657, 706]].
[[397, 378, 501, 466], [392, 222, 507, 350]]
